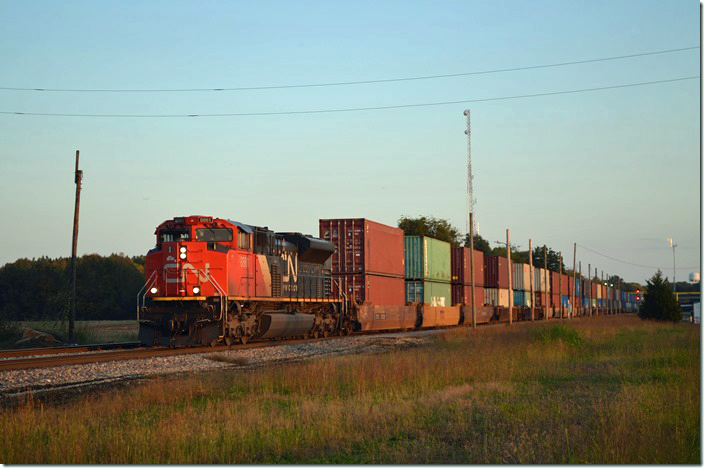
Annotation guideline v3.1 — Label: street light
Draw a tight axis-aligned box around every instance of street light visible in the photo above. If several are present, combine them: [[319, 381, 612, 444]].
[[667, 237, 677, 294]]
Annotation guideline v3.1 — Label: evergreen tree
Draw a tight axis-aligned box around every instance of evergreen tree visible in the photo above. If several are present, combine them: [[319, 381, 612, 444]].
[[638, 270, 682, 322]]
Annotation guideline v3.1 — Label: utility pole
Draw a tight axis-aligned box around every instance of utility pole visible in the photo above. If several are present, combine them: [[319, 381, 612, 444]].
[[668, 237, 677, 294], [70, 150, 83, 342], [559, 252, 563, 318], [544, 245, 549, 320], [571, 243, 576, 320], [588, 264, 592, 316], [469, 212, 476, 329], [464, 110, 476, 236], [529, 239, 534, 321], [507, 229, 512, 326]]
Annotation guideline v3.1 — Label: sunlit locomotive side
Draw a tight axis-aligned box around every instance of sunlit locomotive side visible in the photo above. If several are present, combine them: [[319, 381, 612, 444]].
[[138, 216, 346, 346]]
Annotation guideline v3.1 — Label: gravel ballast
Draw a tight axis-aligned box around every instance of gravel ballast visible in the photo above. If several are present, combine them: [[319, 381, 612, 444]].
[[0, 331, 439, 401]]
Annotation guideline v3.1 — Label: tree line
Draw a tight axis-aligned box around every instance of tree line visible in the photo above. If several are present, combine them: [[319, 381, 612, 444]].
[[0, 254, 146, 322]]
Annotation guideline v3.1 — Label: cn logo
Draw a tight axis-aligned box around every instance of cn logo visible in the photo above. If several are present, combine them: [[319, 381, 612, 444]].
[[164, 263, 210, 283]]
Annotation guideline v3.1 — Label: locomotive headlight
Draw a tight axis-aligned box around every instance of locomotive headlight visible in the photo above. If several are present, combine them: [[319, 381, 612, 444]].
[[179, 252, 187, 260], [150, 287, 158, 294], [179, 246, 187, 253], [192, 286, 200, 295]]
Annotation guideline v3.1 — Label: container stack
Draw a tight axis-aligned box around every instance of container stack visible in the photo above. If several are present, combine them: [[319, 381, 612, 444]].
[[450, 247, 484, 309], [484, 255, 510, 306], [533, 267, 549, 308], [404, 236, 451, 306], [319, 219, 405, 306], [511, 263, 532, 307]]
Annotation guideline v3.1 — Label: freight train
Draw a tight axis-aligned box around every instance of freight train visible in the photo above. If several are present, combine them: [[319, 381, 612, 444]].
[[137, 216, 638, 347]]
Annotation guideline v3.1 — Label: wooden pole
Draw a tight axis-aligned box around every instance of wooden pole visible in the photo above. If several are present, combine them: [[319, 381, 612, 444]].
[[559, 252, 563, 319], [588, 264, 592, 317], [578, 261, 582, 317], [70, 150, 82, 342], [571, 243, 576, 320], [529, 239, 534, 321], [544, 245, 549, 320], [507, 229, 512, 326], [469, 212, 476, 329]]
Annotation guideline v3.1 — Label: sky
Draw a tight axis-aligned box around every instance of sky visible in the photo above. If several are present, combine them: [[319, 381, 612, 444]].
[[0, 0, 700, 285]]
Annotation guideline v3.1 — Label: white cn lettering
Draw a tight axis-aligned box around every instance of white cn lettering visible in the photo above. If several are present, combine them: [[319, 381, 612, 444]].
[[281, 252, 298, 283]]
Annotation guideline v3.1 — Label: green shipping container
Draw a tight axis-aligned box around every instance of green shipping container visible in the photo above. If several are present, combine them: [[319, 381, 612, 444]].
[[404, 236, 451, 282], [405, 280, 452, 306]]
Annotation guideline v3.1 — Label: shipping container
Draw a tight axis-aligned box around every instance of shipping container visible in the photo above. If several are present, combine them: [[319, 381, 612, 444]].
[[404, 236, 451, 282], [451, 283, 484, 309], [405, 280, 451, 306], [534, 291, 547, 307], [450, 247, 484, 286], [596, 285, 602, 299], [333, 274, 405, 306], [534, 267, 549, 292], [513, 290, 533, 307], [484, 255, 510, 289], [356, 305, 418, 331], [320, 218, 405, 277], [511, 263, 532, 291]]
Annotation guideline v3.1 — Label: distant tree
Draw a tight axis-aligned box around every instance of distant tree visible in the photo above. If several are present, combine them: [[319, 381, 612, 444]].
[[531, 246, 565, 272], [464, 233, 492, 254], [638, 270, 681, 322], [397, 216, 463, 247]]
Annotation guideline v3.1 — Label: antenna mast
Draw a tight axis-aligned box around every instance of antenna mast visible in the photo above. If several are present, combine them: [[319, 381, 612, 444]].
[[464, 109, 477, 237]]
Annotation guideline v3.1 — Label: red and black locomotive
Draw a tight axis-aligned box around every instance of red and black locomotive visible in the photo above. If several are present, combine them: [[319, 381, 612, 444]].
[[138, 216, 348, 346]]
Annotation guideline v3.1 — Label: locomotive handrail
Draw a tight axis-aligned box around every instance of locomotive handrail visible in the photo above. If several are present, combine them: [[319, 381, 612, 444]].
[[136, 270, 158, 321], [331, 276, 348, 329], [198, 268, 227, 336]]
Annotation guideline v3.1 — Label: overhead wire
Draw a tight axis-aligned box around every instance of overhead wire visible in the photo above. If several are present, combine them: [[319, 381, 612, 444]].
[[0, 46, 698, 93], [0, 75, 698, 118], [577, 244, 698, 270]]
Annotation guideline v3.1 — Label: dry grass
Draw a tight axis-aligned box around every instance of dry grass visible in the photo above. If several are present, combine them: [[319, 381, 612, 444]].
[[0, 315, 699, 463]]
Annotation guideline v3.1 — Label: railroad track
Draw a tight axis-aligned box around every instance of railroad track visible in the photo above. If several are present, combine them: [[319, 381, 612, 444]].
[[0, 342, 142, 359], [0, 336, 342, 372]]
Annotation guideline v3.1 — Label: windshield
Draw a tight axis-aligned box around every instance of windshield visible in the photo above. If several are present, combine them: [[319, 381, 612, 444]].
[[160, 230, 190, 243], [195, 228, 233, 242]]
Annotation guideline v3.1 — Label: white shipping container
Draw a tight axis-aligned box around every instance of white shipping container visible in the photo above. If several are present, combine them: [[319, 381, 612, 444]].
[[512, 264, 525, 291], [484, 288, 498, 306], [522, 264, 532, 291], [534, 267, 549, 292], [498, 288, 510, 307]]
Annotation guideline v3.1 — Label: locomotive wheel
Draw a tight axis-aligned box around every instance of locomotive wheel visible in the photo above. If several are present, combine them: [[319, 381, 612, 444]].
[[210, 339, 219, 347]]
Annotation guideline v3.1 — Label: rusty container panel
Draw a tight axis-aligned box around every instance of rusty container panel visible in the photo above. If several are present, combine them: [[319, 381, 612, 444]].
[[452, 247, 485, 286], [333, 274, 405, 306], [451, 283, 484, 308], [320, 218, 405, 277], [420, 306, 461, 327], [596, 284, 603, 299], [551, 293, 561, 307], [355, 304, 418, 331], [484, 255, 509, 288], [561, 274, 570, 296], [534, 291, 546, 307], [451, 247, 463, 284]]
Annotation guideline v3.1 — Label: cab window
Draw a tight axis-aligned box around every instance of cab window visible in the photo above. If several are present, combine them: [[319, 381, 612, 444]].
[[238, 231, 251, 250], [195, 228, 233, 242], [161, 230, 190, 243]]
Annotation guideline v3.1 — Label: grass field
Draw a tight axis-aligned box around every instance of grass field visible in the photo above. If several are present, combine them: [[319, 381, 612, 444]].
[[1, 315, 699, 463]]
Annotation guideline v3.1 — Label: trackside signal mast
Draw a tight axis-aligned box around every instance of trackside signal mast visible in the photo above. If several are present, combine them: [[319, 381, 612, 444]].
[[464, 109, 478, 237]]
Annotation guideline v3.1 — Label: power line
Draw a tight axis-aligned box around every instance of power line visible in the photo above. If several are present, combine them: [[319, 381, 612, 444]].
[[0, 75, 697, 118], [577, 244, 697, 270], [0, 46, 698, 93]]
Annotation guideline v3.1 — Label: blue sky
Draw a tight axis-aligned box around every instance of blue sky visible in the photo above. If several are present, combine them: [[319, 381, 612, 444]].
[[0, 0, 700, 284]]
